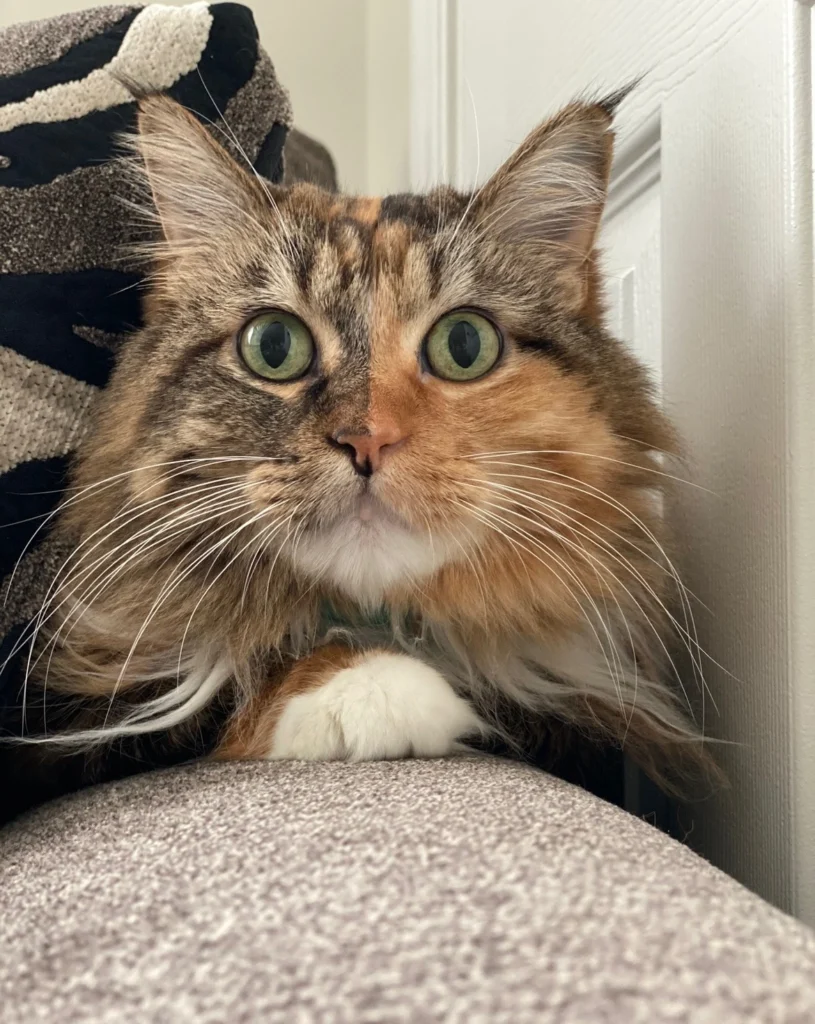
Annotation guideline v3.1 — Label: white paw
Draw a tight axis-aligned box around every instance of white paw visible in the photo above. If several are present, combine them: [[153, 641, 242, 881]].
[[267, 652, 484, 762]]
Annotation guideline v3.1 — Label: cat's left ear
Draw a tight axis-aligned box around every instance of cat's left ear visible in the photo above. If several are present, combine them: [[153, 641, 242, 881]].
[[474, 90, 627, 312]]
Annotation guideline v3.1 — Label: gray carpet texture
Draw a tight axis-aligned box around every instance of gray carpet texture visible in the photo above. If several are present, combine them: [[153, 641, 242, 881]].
[[2, 755, 815, 1022]]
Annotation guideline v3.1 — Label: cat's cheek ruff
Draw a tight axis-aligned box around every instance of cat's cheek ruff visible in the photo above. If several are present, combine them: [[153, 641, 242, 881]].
[[264, 652, 485, 762], [421, 617, 702, 784]]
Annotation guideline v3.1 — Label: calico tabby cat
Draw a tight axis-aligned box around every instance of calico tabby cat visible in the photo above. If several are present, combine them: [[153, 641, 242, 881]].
[[3, 89, 713, 811]]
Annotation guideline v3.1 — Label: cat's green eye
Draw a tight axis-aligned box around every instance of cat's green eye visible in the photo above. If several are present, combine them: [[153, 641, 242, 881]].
[[238, 311, 314, 381], [424, 310, 502, 382]]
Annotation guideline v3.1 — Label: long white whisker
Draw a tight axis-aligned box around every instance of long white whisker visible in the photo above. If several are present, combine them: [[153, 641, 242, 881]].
[[444, 78, 482, 254], [467, 448, 713, 492], [470, 500, 629, 712], [474, 464, 714, 719], [172, 506, 297, 692], [30, 493, 255, 719], [2, 455, 283, 607], [13, 485, 254, 721], [10, 478, 251, 670], [99, 504, 286, 724], [193, 69, 298, 261], [55, 492, 253, 641], [471, 493, 692, 722], [262, 511, 298, 615], [16, 463, 267, 643], [475, 463, 728, 696]]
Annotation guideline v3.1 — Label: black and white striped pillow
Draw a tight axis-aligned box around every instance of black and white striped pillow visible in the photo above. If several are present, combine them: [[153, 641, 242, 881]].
[[0, 3, 292, 715]]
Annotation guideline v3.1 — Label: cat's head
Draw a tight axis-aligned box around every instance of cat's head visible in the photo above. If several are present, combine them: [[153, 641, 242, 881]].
[[76, 91, 674, 638]]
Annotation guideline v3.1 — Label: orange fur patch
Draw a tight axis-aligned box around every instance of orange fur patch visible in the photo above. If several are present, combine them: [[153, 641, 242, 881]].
[[349, 196, 382, 226]]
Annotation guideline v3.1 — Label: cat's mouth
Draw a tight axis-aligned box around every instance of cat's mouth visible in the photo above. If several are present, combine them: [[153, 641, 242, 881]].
[[353, 492, 401, 526], [317, 479, 414, 532], [356, 493, 376, 522]]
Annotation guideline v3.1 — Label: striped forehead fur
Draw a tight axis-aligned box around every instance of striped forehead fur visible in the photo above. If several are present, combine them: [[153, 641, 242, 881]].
[[11, 89, 714, 794]]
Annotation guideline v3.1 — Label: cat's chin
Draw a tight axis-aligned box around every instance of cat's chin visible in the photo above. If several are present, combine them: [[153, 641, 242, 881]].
[[290, 498, 461, 606]]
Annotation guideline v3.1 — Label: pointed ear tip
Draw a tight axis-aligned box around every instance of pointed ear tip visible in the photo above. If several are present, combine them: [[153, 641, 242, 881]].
[[108, 68, 144, 98], [596, 79, 641, 119], [108, 70, 183, 114]]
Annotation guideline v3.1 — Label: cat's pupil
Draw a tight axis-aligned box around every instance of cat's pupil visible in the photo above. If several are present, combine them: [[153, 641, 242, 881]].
[[259, 320, 291, 368], [448, 321, 480, 368]]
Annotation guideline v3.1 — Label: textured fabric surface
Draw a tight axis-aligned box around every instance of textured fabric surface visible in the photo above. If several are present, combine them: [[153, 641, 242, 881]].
[[0, 3, 292, 716], [0, 6, 133, 78], [2, 756, 814, 1023]]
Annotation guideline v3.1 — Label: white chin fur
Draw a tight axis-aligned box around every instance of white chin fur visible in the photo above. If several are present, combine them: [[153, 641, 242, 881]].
[[291, 514, 459, 605]]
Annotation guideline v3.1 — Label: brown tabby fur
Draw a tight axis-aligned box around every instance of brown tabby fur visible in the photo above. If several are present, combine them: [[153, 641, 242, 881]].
[[7, 90, 716, 796]]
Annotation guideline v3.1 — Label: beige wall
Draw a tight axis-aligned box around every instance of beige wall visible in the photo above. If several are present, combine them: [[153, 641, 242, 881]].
[[364, 0, 410, 196], [254, 0, 409, 194], [252, 0, 368, 192], [0, 0, 410, 194], [0, 0, 76, 21]]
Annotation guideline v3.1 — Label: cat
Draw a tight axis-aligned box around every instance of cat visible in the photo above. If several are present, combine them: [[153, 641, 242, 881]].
[[2, 88, 714, 811]]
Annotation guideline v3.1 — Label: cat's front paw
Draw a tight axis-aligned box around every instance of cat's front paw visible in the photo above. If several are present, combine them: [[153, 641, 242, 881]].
[[267, 652, 483, 762]]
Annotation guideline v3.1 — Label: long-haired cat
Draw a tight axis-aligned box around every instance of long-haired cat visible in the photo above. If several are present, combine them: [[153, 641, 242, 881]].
[[2, 89, 713, 811]]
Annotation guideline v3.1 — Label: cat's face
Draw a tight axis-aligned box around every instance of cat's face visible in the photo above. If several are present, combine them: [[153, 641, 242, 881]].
[[83, 94, 671, 623]]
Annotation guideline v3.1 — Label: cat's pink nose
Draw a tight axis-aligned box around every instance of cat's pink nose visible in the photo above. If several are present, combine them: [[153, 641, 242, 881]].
[[331, 423, 408, 477]]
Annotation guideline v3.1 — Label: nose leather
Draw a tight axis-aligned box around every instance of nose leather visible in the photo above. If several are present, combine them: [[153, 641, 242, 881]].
[[332, 423, 407, 476]]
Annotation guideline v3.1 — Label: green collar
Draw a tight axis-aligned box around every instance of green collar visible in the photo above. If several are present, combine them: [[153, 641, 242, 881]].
[[318, 600, 393, 634]]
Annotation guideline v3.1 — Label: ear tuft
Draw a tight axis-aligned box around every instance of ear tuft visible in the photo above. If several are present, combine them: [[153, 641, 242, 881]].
[[595, 79, 640, 117]]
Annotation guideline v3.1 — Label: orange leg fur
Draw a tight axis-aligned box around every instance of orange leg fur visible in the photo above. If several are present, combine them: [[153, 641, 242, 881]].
[[212, 644, 484, 763], [213, 644, 361, 760]]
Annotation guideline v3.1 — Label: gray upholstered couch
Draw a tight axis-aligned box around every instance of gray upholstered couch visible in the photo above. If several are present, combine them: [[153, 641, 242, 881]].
[[3, 755, 815, 1022]]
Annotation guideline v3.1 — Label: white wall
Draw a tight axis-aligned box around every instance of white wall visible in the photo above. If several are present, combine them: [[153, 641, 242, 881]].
[[0, 0, 410, 194], [252, 0, 368, 192]]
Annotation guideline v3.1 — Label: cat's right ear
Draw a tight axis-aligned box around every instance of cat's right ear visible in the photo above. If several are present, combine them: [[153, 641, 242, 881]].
[[472, 92, 625, 313], [133, 94, 263, 251]]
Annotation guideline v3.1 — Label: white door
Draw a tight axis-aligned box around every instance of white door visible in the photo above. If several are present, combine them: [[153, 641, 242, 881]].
[[411, 0, 815, 923]]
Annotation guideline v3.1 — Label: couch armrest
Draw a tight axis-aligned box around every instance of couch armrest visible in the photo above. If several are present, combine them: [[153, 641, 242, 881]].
[[2, 756, 814, 1021]]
